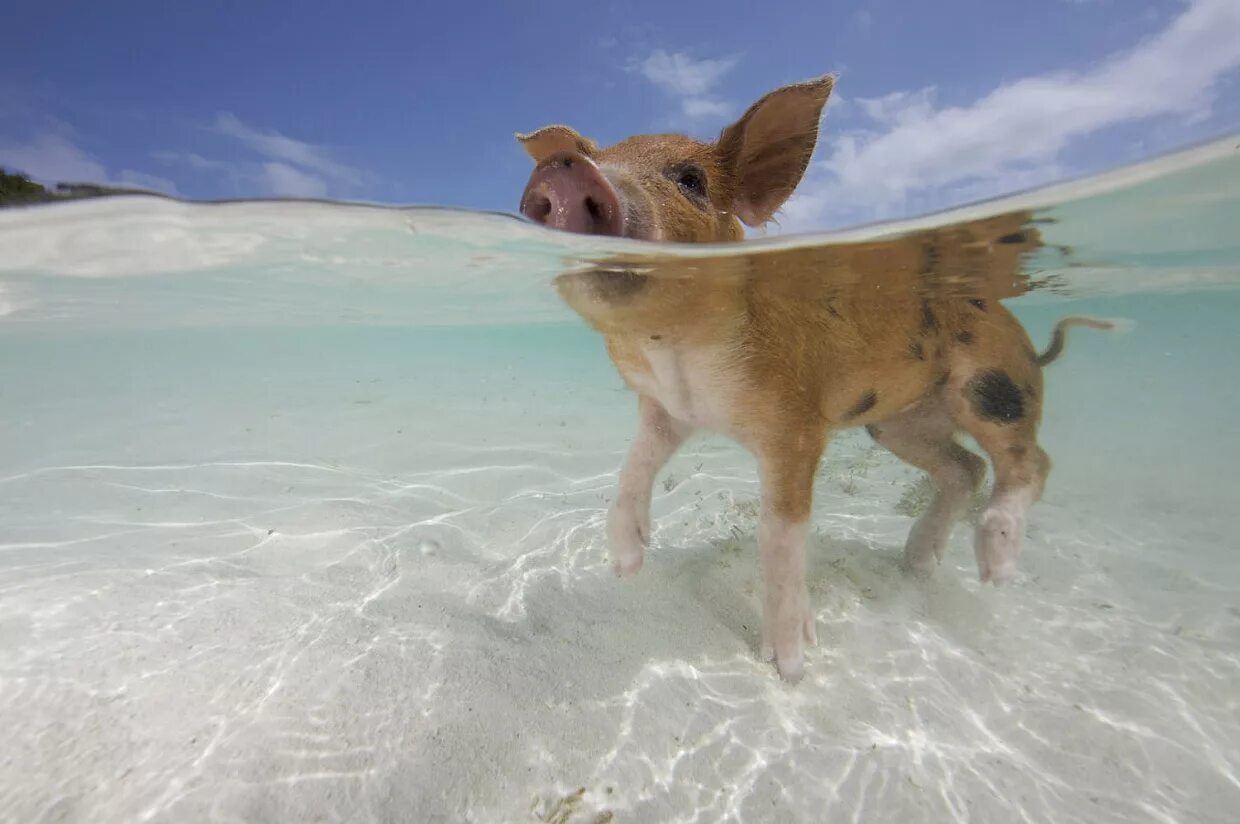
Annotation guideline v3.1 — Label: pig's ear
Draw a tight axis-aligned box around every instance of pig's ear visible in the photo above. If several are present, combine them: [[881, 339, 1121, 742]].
[[717, 75, 834, 227], [515, 125, 599, 164]]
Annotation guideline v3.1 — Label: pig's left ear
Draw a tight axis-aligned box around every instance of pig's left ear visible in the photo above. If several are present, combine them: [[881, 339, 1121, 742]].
[[717, 75, 834, 227], [515, 125, 599, 164]]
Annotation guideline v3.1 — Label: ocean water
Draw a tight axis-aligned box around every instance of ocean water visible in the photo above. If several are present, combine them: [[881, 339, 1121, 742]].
[[1, 136, 1238, 823]]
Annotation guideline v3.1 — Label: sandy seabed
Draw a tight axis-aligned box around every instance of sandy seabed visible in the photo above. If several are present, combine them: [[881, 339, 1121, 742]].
[[1, 297, 1237, 824]]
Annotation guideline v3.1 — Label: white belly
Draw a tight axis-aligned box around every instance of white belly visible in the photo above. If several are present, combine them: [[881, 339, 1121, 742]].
[[626, 342, 737, 431]]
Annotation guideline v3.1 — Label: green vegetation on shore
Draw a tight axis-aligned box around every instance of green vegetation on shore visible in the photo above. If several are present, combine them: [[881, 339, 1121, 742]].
[[0, 168, 154, 207]]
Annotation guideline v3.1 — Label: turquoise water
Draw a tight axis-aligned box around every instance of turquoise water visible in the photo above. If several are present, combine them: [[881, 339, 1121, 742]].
[[1, 137, 1238, 822]]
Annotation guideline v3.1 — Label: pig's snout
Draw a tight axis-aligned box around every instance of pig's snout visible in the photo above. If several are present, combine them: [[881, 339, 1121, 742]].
[[520, 152, 623, 236]]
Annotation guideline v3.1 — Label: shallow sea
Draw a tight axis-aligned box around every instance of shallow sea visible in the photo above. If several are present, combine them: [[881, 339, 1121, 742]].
[[1, 136, 1238, 822]]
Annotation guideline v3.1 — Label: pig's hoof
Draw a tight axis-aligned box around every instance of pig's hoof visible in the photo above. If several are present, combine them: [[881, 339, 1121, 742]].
[[903, 540, 941, 579], [777, 652, 805, 684], [903, 509, 953, 578], [607, 505, 648, 578], [975, 506, 1023, 585], [761, 602, 816, 684]]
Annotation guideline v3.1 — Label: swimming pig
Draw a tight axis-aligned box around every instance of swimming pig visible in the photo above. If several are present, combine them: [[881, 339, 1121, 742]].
[[518, 75, 1114, 683]]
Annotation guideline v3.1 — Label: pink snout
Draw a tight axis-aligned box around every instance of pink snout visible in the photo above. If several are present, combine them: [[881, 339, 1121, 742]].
[[520, 152, 623, 236]]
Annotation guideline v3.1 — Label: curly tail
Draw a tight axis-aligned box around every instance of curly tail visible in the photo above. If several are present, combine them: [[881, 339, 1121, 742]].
[[1036, 315, 1132, 367]]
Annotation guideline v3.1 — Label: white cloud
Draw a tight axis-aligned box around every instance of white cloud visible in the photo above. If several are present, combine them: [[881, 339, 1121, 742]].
[[153, 150, 261, 194], [156, 115, 372, 199], [632, 49, 739, 123], [261, 161, 328, 198], [1, 99, 368, 201], [681, 97, 733, 120], [637, 50, 739, 97], [153, 151, 232, 173], [779, 0, 1240, 232], [212, 112, 365, 187], [854, 87, 937, 127], [149, 112, 374, 198], [0, 132, 179, 194], [155, 152, 317, 198]]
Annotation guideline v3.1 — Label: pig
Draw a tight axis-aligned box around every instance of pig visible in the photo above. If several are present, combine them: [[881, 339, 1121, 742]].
[[517, 75, 1116, 683]]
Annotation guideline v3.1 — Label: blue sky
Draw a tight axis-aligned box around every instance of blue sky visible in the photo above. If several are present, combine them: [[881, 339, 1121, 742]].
[[3, 0, 1238, 233]]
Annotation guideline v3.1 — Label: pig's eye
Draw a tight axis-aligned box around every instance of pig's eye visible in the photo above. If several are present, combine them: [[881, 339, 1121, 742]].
[[672, 166, 708, 201]]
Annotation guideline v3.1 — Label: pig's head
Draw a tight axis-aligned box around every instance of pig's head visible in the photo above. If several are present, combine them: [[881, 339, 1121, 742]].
[[518, 75, 834, 243]]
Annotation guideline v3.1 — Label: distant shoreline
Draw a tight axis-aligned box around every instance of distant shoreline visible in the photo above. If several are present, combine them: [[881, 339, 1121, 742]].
[[0, 168, 156, 207]]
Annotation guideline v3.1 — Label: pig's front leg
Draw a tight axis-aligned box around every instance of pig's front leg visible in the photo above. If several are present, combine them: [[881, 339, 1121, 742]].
[[756, 428, 827, 684], [608, 395, 692, 577]]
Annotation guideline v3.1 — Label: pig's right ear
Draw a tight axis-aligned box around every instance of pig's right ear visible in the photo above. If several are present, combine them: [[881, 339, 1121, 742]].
[[515, 125, 599, 164], [717, 75, 834, 227]]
